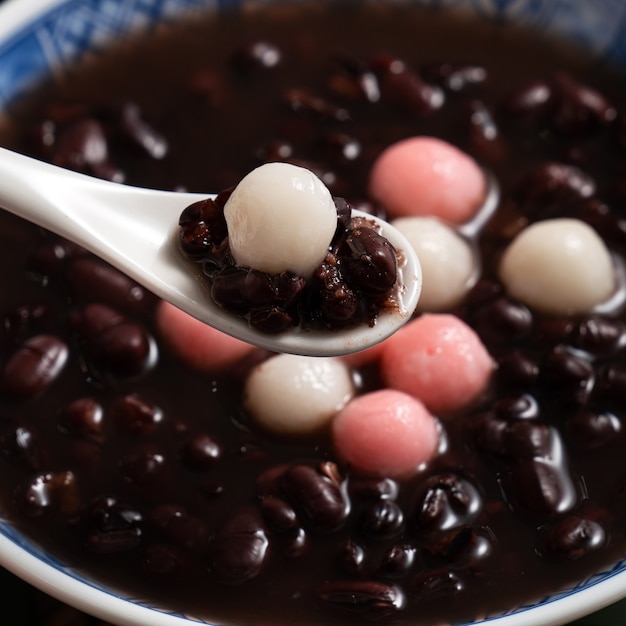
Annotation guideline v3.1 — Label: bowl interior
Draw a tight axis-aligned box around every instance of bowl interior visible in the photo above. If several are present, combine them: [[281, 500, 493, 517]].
[[1, 2, 626, 626]]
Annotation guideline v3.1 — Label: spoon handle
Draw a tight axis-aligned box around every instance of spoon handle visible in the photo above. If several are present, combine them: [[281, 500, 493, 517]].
[[0, 146, 205, 277]]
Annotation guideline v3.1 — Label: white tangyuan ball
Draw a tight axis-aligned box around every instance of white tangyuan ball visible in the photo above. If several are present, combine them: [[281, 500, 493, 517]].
[[244, 353, 355, 437], [223, 162, 338, 277], [392, 216, 476, 312], [499, 218, 615, 315]]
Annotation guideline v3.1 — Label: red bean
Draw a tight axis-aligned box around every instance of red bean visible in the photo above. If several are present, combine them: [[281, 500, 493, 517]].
[[66, 257, 151, 314], [178, 433, 222, 471], [281, 464, 349, 532], [543, 514, 607, 560], [114, 394, 163, 436], [22, 470, 80, 517], [2, 335, 68, 396], [61, 397, 105, 442], [317, 580, 405, 617], [210, 507, 269, 584]]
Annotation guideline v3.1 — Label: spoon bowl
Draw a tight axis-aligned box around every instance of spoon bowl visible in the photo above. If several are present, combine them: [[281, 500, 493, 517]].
[[0, 147, 422, 356]]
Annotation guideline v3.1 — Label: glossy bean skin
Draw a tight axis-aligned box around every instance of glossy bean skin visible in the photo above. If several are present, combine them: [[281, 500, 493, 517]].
[[210, 508, 270, 584], [2, 335, 68, 397], [71, 304, 153, 380], [317, 580, 405, 617], [281, 464, 349, 532]]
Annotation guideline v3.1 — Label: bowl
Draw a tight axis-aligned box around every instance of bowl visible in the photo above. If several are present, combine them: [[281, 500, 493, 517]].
[[1, 1, 626, 626]]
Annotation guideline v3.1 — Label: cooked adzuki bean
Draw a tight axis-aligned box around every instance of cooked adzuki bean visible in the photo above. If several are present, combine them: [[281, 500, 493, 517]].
[[514, 162, 596, 215], [472, 414, 510, 456], [505, 453, 578, 518], [86, 527, 143, 554], [464, 99, 506, 162], [372, 55, 444, 115], [571, 316, 626, 354], [413, 473, 482, 535], [0, 303, 54, 349], [148, 504, 210, 552], [66, 257, 151, 314], [71, 303, 153, 379], [0, 424, 47, 471], [539, 346, 594, 406], [179, 197, 229, 262], [255, 139, 294, 162], [118, 443, 166, 485], [501, 79, 554, 119], [424, 526, 492, 566], [473, 297, 533, 346], [338, 539, 367, 574], [114, 394, 163, 435], [314, 259, 360, 326], [21, 470, 80, 516], [108, 101, 168, 160], [348, 476, 399, 501], [51, 118, 114, 175], [210, 507, 269, 584], [60, 397, 105, 442], [421, 62, 487, 92], [575, 199, 626, 249], [359, 499, 404, 539], [25, 238, 83, 279], [231, 40, 281, 73], [551, 72, 617, 136], [285, 88, 350, 122], [178, 433, 222, 470], [533, 316, 575, 348], [378, 544, 417, 579], [499, 421, 554, 459], [495, 351, 540, 389], [259, 495, 299, 532], [330, 51, 381, 103], [81, 496, 143, 554], [410, 569, 465, 602], [213, 267, 305, 313], [70, 302, 124, 339], [593, 363, 626, 406], [317, 580, 405, 616], [281, 464, 349, 532], [1, 334, 68, 396], [493, 393, 539, 421], [542, 514, 607, 560], [340, 226, 398, 295], [566, 410, 621, 449], [282, 526, 308, 558], [320, 130, 362, 161]]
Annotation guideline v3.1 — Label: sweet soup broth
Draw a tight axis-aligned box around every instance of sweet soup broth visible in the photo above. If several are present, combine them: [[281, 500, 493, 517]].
[[2, 4, 626, 625]]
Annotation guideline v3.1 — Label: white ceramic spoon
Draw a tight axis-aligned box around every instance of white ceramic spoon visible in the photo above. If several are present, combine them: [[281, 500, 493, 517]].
[[0, 147, 422, 357]]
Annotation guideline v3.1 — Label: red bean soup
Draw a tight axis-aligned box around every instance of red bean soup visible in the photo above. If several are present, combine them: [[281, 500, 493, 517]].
[[2, 3, 626, 625]]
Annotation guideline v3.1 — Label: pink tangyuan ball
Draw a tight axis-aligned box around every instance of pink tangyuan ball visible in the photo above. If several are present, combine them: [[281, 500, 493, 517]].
[[368, 136, 487, 224], [332, 389, 440, 479], [155, 301, 254, 371], [380, 313, 494, 414]]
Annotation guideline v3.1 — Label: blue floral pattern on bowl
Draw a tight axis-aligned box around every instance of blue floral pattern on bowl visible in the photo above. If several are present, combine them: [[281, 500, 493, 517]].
[[2, 0, 626, 112], [0, 0, 218, 109], [2, 0, 626, 624]]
